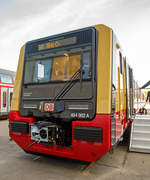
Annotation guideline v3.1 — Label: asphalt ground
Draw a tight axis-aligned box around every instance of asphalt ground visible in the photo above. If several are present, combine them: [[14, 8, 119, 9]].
[[0, 120, 150, 180]]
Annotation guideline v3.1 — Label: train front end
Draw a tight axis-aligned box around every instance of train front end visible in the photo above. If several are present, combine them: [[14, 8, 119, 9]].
[[9, 25, 112, 162]]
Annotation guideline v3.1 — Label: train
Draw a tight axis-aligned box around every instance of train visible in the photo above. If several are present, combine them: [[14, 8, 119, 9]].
[[9, 24, 134, 162], [0, 68, 15, 119]]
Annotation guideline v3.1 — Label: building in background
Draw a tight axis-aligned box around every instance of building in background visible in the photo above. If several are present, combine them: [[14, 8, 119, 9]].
[[0, 68, 15, 119]]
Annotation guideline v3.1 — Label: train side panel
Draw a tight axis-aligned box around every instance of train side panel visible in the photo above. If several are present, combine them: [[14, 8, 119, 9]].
[[111, 33, 134, 145]]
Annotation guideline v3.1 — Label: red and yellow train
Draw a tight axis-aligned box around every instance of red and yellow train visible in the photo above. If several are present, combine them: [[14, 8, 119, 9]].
[[9, 24, 134, 162]]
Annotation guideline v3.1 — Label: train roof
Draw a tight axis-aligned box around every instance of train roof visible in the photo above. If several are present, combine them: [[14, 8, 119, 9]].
[[0, 68, 16, 76]]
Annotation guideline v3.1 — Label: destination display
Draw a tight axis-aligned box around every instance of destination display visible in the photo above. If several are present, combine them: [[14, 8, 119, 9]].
[[25, 28, 95, 55], [38, 37, 76, 51]]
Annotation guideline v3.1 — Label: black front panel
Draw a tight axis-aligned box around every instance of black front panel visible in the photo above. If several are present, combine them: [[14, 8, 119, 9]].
[[74, 126, 102, 142], [20, 27, 96, 120], [10, 121, 29, 134]]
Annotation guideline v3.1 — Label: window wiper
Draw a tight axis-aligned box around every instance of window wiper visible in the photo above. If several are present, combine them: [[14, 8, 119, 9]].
[[53, 68, 82, 101]]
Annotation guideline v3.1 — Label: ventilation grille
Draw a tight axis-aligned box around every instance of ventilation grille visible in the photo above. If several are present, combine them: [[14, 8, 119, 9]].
[[74, 126, 102, 142], [10, 121, 29, 134]]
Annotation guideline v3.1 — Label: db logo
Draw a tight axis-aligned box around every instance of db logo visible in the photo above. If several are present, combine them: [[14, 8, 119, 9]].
[[44, 103, 54, 112]]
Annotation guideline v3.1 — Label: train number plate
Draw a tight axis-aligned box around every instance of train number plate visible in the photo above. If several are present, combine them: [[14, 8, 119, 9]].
[[44, 102, 54, 112]]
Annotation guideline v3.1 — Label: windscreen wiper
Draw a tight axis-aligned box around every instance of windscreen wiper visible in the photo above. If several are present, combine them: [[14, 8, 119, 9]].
[[53, 68, 82, 101]]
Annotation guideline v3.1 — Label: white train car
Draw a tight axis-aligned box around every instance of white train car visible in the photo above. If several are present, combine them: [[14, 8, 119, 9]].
[[0, 68, 15, 119]]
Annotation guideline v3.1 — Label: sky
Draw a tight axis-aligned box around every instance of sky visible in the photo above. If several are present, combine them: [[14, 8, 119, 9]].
[[0, 0, 150, 86]]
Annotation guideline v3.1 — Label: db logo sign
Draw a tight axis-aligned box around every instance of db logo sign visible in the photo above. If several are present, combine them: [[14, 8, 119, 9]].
[[44, 103, 54, 112]]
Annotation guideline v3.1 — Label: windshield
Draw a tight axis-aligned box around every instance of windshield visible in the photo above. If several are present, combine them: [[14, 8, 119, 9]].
[[24, 48, 91, 84]]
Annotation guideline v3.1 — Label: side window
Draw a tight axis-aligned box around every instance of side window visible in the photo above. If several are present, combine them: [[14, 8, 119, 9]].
[[119, 52, 122, 74], [129, 67, 133, 89], [82, 52, 91, 79], [3, 92, 6, 107]]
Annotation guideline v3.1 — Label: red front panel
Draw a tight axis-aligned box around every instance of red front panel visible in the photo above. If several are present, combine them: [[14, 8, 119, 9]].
[[9, 111, 111, 162]]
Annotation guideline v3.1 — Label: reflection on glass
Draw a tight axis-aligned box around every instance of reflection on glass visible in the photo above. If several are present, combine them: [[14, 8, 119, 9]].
[[52, 54, 81, 81], [82, 52, 91, 79], [24, 50, 91, 84]]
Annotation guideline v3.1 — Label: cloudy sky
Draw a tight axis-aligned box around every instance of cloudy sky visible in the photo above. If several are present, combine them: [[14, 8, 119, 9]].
[[0, 0, 150, 86]]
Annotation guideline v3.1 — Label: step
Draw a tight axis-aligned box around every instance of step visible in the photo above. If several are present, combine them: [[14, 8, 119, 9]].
[[135, 115, 150, 118], [131, 138, 150, 147], [134, 119, 150, 124], [134, 123, 150, 126], [132, 131, 150, 139], [133, 124, 150, 131], [132, 137, 150, 142], [129, 145, 150, 153], [135, 116, 150, 120]]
